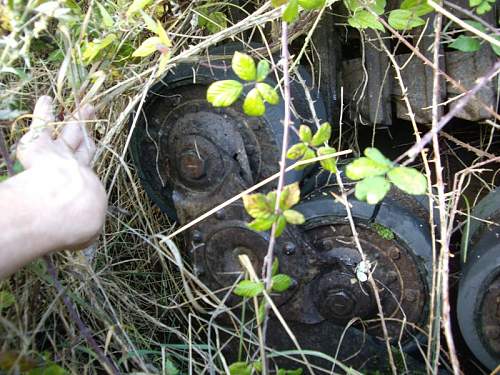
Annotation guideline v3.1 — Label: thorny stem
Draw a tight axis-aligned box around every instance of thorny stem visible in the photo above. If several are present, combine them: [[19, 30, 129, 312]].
[[431, 9, 460, 375], [261, 20, 291, 375]]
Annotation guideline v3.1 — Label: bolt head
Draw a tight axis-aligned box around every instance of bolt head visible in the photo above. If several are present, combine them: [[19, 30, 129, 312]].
[[215, 209, 225, 220], [386, 271, 398, 284], [321, 239, 334, 251], [192, 230, 203, 243], [390, 248, 401, 260], [283, 242, 296, 256], [179, 151, 206, 180], [324, 290, 355, 317]]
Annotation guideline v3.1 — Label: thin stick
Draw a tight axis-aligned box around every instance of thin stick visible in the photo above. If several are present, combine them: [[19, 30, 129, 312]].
[[402, 60, 500, 163], [430, 9, 460, 374]]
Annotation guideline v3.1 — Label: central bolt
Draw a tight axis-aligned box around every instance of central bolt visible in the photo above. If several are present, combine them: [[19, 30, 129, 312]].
[[325, 290, 355, 317], [179, 151, 206, 180]]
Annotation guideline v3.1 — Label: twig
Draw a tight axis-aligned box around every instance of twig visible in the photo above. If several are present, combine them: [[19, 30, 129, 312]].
[[402, 60, 500, 163], [261, 20, 292, 375], [429, 8, 461, 374], [42, 256, 120, 374]]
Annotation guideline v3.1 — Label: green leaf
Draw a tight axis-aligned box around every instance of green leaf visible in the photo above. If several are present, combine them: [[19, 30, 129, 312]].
[[243, 88, 266, 116], [256, 83, 280, 105], [253, 361, 263, 372], [299, 125, 312, 143], [0, 291, 15, 309], [400, 0, 433, 16], [283, 209, 305, 225], [345, 157, 391, 180], [295, 147, 315, 170], [96, 2, 113, 27], [272, 257, 279, 276], [28, 364, 68, 375], [207, 80, 243, 107], [275, 215, 287, 237], [82, 34, 117, 64], [132, 36, 160, 57], [491, 35, 500, 56], [272, 0, 288, 7], [257, 301, 266, 325], [205, 11, 227, 33], [229, 361, 252, 375], [470, 0, 494, 14], [243, 193, 272, 219], [355, 176, 391, 204], [280, 182, 301, 209], [248, 217, 276, 231], [310, 122, 332, 146], [364, 147, 392, 167], [463, 20, 487, 33], [234, 280, 264, 298], [283, 0, 299, 23], [298, 0, 326, 10], [277, 369, 303, 375], [272, 274, 293, 292], [345, 0, 386, 14], [126, 0, 152, 16], [449, 35, 480, 52], [317, 146, 337, 173], [388, 9, 425, 30], [256, 60, 271, 82], [286, 143, 307, 159], [232, 51, 256, 81], [387, 166, 427, 195], [266, 191, 277, 210], [348, 10, 385, 31]]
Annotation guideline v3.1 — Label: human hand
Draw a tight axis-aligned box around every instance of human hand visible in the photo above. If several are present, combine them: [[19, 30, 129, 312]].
[[15, 96, 107, 251]]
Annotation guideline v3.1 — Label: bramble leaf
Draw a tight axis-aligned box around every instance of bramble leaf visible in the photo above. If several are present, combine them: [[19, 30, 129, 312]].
[[286, 143, 307, 159], [355, 175, 390, 204], [295, 147, 315, 170], [243, 193, 272, 219], [400, 0, 433, 16], [280, 182, 301, 209], [317, 146, 337, 173], [248, 217, 276, 231], [132, 36, 160, 57], [256, 83, 280, 105], [298, 0, 326, 10], [275, 215, 287, 237], [345, 0, 386, 14], [234, 280, 264, 298], [449, 35, 480, 52], [283, 209, 305, 225], [387, 166, 427, 195], [348, 10, 385, 31], [207, 80, 243, 107], [272, 0, 289, 7], [243, 88, 266, 116], [388, 9, 426, 30], [310, 122, 332, 146], [364, 147, 392, 167], [272, 274, 293, 292], [345, 157, 391, 180], [229, 362, 252, 375], [256, 60, 271, 82], [232, 51, 256, 81], [283, 0, 299, 23], [299, 125, 312, 143]]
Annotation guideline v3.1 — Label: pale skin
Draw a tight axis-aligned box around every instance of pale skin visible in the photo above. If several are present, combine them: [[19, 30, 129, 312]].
[[0, 96, 107, 279]]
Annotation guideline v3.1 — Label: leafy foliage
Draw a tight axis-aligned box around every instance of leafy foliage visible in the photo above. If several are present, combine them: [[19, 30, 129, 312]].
[[271, 274, 293, 292], [243, 182, 305, 237], [286, 123, 337, 172], [271, 0, 325, 23], [206, 52, 279, 116], [346, 148, 427, 204], [234, 280, 265, 298], [469, 0, 495, 15]]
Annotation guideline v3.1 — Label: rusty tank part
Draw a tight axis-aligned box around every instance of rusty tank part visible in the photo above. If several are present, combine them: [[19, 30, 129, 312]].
[[129, 45, 433, 371], [458, 188, 500, 370]]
